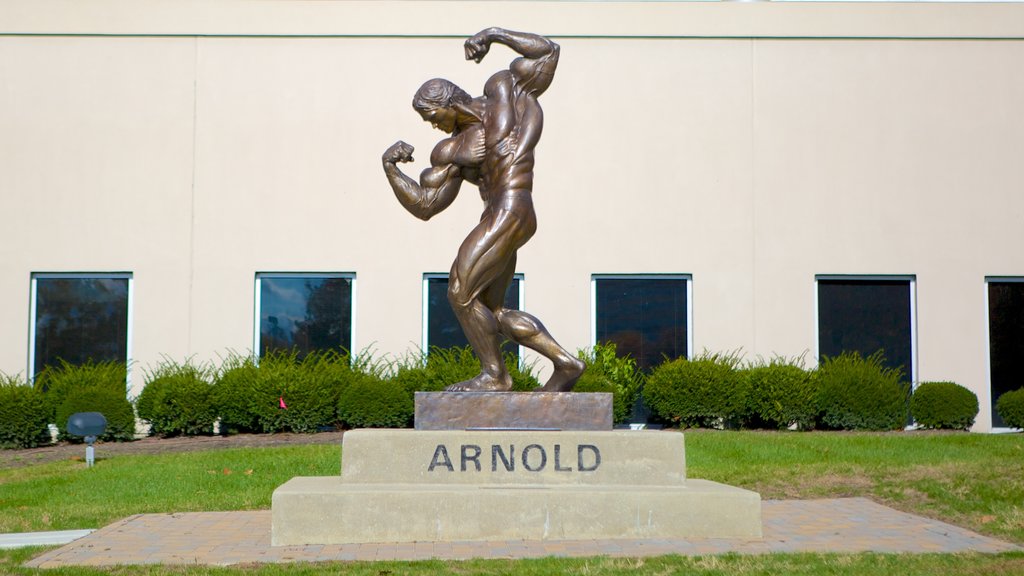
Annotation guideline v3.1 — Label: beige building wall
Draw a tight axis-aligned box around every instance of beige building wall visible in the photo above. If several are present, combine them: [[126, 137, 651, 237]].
[[1, 1, 1022, 430]]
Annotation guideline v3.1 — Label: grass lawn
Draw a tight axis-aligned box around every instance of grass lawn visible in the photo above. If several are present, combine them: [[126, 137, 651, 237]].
[[1, 430, 1022, 575], [0, 445, 338, 534], [1, 546, 1023, 576], [685, 430, 1024, 544]]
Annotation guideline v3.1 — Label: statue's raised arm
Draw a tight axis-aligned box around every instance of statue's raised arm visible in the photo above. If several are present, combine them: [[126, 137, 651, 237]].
[[464, 27, 559, 97]]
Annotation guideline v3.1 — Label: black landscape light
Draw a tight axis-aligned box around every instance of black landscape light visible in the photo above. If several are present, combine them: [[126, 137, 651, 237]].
[[66, 412, 107, 467]]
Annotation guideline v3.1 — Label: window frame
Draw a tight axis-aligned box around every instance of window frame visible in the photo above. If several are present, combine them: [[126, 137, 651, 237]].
[[590, 273, 694, 364], [813, 274, 918, 386], [253, 272, 357, 359], [985, 276, 1024, 433], [421, 272, 524, 357], [28, 272, 134, 389]]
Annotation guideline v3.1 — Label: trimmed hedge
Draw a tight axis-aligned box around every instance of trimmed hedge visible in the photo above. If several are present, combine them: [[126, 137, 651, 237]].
[[0, 375, 51, 449], [743, 358, 817, 430], [137, 359, 217, 437], [576, 343, 643, 425], [212, 350, 356, 434], [910, 381, 979, 430], [338, 374, 413, 428], [644, 352, 747, 428], [996, 388, 1024, 429], [55, 385, 136, 442], [816, 351, 909, 431]]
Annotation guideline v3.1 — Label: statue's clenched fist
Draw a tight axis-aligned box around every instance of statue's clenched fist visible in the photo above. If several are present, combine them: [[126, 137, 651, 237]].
[[382, 141, 415, 164]]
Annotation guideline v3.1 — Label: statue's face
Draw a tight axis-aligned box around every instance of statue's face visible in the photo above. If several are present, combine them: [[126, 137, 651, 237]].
[[418, 106, 457, 134]]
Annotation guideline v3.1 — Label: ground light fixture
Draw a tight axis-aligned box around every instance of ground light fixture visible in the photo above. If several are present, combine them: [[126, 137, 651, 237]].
[[66, 412, 107, 467]]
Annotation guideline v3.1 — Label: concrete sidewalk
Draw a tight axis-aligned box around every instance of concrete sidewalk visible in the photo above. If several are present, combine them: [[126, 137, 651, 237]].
[[24, 498, 1022, 568], [0, 530, 94, 550]]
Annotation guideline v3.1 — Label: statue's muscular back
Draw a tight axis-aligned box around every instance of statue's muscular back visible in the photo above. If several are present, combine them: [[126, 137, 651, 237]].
[[431, 69, 541, 217]]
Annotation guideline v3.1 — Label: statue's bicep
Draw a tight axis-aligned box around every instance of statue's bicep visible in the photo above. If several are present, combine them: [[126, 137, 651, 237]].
[[510, 47, 558, 96], [421, 165, 456, 189]]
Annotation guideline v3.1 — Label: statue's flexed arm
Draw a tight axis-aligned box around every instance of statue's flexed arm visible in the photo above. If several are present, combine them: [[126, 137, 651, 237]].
[[464, 28, 559, 97], [382, 140, 462, 221]]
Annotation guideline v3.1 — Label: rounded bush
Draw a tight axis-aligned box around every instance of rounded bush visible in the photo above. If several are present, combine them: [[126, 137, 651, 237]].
[[137, 361, 217, 437], [0, 375, 52, 449], [816, 351, 909, 431], [211, 355, 263, 433], [277, 351, 355, 433], [910, 381, 979, 430], [34, 360, 128, 422], [744, 359, 817, 430], [56, 386, 136, 442], [644, 352, 747, 428], [338, 375, 413, 428], [996, 388, 1024, 429]]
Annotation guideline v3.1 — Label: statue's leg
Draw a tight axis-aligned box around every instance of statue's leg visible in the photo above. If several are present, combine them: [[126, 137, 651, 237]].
[[482, 249, 584, 392], [445, 212, 525, 392], [496, 308, 585, 392]]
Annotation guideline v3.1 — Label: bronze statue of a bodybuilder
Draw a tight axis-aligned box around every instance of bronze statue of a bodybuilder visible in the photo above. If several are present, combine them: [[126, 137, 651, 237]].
[[383, 28, 584, 392]]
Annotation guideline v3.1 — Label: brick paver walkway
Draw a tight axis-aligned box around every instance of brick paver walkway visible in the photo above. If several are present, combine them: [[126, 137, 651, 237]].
[[25, 498, 1021, 568]]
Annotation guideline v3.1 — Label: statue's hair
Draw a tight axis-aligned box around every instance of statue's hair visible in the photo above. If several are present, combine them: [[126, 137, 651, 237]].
[[412, 78, 472, 112]]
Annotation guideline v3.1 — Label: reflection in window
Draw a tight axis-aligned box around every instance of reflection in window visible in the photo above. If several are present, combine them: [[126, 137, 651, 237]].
[[257, 275, 353, 358], [424, 275, 521, 357], [32, 275, 131, 378], [594, 276, 689, 371], [988, 280, 1024, 428], [817, 277, 914, 380]]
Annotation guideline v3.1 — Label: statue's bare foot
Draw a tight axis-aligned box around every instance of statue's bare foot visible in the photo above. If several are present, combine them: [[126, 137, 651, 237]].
[[537, 357, 586, 392], [445, 372, 514, 392]]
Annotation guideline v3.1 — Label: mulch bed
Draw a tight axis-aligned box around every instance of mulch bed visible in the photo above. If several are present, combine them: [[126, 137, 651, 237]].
[[0, 431, 346, 470]]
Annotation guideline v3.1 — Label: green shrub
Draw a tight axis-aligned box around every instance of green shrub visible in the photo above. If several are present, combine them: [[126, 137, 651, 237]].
[[278, 350, 357, 433], [996, 387, 1024, 429], [576, 343, 643, 424], [137, 359, 217, 437], [55, 386, 136, 442], [391, 346, 539, 396], [0, 374, 52, 449], [34, 360, 128, 422], [212, 350, 358, 434], [338, 374, 413, 428], [644, 351, 747, 428], [743, 357, 817, 430], [910, 381, 979, 430], [211, 354, 262, 433], [816, 351, 909, 431], [571, 370, 624, 423]]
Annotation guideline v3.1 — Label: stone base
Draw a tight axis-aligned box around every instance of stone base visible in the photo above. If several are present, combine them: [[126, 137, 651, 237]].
[[272, 429, 762, 546], [414, 392, 612, 431], [272, 477, 762, 545]]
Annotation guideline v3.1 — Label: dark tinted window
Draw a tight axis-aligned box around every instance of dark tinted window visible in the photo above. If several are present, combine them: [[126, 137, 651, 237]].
[[259, 276, 352, 358], [989, 281, 1024, 427], [34, 276, 130, 377], [817, 279, 912, 379], [595, 277, 688, 370], [426, 276, 520, 357]]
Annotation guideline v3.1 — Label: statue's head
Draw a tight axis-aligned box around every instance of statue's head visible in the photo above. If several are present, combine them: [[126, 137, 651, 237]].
[[413, 78, 471, 134]]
